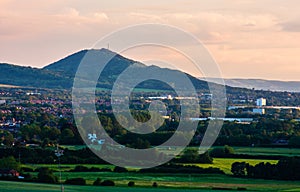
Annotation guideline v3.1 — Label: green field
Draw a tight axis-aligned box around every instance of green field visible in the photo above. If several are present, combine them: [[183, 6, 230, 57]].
[[22, 158, 278, 175], [1, 176, 300, 192], [187, 158, 278, 174], [0, 181, 214, 192], [15, 146, 300, 191], [60, 145, 300, 157], [21, 168, 300, 191], [233, 147, 300, 156]]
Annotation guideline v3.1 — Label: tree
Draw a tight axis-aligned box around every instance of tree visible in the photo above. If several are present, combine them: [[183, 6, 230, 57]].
[[20, 124, 41, 140], [210, 145, 234, 157], [113, 166, 128, 173], [65, 178, 86, 185], [37, 167, 58, 184], [231, 162, 248, 177], [3, 132, 14, 147], [224, 145, 234, 154], [128, 181, 135, 187], [131, 138, 151, 149], [60, 128, 75, 144], [198, 151, 213, 164], [93, 178, 102, 186], [101, 180, 115, 186], [180, 149, 199, 163], [40, 126, 60, 141], [0, 156, 20, 171], [289, 136, 300, 147], [179, 149, 212, 163]]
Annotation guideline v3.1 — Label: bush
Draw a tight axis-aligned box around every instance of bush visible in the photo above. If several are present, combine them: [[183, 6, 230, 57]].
[[152, 182, 158, 187], [21, 167, 34, 172], [210, 145, 234, 158], [198, 151, 213, 164], [98, 168, 112, 172], [224, 145, 234, 154], [128, 181, 135, 187], [37, 167, 58, 184], [178, 149, 213, 163], [0, 156, 20, 171], [65, 178, 86, 185], [210, 147, 226, 157], [101, 180, 115, 186], [89, 167, 101, 172], [113, 166, 128, 173], [71, 165, 89, 172], [93, 178, 101, 186], [23, 173, 33, 180], [139, 163, 224, 174]]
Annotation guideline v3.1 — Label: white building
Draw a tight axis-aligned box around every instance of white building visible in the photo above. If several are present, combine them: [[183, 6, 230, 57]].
[[253, 108, 265, 115], [256, 98, 266, 107]]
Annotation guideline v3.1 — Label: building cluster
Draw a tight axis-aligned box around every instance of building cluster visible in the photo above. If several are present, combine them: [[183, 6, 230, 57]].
[[228, 97, 300, 115]]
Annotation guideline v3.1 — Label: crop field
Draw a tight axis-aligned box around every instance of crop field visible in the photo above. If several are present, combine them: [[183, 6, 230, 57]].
[[186, 158, 278, 174]]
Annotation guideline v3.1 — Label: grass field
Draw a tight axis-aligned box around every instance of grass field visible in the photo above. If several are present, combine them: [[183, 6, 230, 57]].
[[60, 145, 300, 157], [233, 147, 300, 156], [0, 180, 212, 192], [21, 166, 300, 191], [22, 158, 278, 174], [1, 176, 300, 192], [17, 146, 300, 191]]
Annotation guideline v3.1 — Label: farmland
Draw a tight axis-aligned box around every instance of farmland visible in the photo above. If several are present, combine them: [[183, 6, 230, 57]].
[[1, 176, 300, 192], [14, 145, 300, 192], [24, 158, 278, 174]]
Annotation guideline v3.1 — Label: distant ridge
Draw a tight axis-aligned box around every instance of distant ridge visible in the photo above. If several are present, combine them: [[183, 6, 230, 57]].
[[1, 48, 299, 93], [203, 78, 300, 92]]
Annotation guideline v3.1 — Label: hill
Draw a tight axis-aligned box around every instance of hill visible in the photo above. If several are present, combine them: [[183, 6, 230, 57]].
[[43, 48, 210, 91], [0, 63, 71, 88], [0, 49, 210, 90], [224, 79, 300, 92]]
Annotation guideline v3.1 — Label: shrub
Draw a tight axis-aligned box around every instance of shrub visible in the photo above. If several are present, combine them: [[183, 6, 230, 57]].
[[65, 178, 86, 185], [21, 167, 34, 172], [101, 180, 115, 186], [37, 167, 58, 184], [224, 145, 234, 154], [210, 145, 234, 158], [209, 147, 225, 157], [179, 149, 213, 163], [128, 181, 135, 187], [113, 166, 128, 173], [23, 173, 33, 180], [152, 182, 158, 187], [93, 178, 101, 186], [0, 156, 20, 171], [71, 165, 89, 172], [89, 167, 101, 172], [198, 151, 213, 164], [98, 168, 112, 172]]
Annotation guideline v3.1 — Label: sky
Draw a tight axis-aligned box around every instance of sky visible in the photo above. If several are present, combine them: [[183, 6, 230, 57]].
[[1, 0, 300, 81]]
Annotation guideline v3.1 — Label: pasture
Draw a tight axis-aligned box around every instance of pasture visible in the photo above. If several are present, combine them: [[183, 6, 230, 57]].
[[1, 177, 300, 192]]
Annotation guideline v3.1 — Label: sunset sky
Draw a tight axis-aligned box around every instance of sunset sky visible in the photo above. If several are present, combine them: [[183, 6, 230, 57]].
[[1, 0, 300, 80]]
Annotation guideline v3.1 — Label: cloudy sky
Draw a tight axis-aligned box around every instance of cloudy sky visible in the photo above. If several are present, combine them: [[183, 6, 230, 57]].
[[1, 0, 300, 80]]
